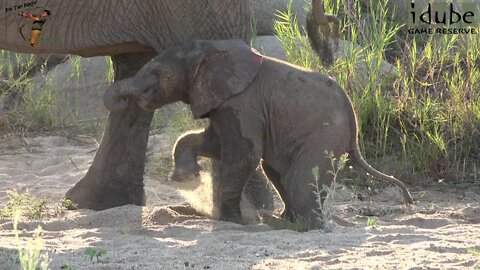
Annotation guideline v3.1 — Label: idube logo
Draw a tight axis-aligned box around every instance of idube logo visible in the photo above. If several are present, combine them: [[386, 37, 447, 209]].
[[408, 1, 478, 35]]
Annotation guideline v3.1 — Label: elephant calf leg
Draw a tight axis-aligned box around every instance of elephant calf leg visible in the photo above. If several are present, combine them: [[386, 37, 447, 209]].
[[172, 122, 275, 212], [218, 151, 259, 224], [261, 161, 288, 212], [281, 150, 336, 230], [171, 124, 220, 182], [211, 109, 262, 223]]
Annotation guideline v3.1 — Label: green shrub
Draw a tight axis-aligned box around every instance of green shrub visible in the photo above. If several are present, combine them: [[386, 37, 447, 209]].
[[274, 0, 480, 184], [0, 190, 45, 219]]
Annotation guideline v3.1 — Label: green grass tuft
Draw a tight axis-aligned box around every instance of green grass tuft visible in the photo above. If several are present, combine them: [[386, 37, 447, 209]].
[[367, 217, 378, 228], [84, 247, 107, 263], [260, 214, 310, 232]]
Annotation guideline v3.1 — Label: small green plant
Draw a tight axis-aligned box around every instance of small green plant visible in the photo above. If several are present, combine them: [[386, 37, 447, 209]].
[[13, 210, 49, 270], [105, 57, 115, 84], [468, 248, 480, 270], [260, 214, 309, 232], [312, 151, 349, 231], [53, 197, 75, 215], [367, 217, 378, 228], [84, 247, 107, 263], [418, 191, 427, 200], [251, 16, 258, 48], [0, 190, 45, 219], [60, 263, 75, 269], [61, 198, 73, 209], [469, 248, 480, 256]]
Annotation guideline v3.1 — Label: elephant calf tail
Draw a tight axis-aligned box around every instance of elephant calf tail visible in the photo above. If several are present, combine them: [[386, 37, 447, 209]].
[[351, 146, 414, 204]]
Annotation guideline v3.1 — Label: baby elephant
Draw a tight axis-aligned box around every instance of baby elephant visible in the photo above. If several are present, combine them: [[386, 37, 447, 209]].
[[104, 40, 413, 229]]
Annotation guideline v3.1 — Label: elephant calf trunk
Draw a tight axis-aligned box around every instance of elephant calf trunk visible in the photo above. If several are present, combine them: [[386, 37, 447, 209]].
[[103, 78, 137, 111]]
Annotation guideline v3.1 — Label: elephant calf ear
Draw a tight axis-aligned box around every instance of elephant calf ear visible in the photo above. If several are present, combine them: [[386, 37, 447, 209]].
[[187, 40, 263, 119]]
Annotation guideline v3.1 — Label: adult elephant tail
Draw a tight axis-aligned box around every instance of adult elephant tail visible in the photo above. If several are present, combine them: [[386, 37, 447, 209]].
[[306, 0, 340, 67]]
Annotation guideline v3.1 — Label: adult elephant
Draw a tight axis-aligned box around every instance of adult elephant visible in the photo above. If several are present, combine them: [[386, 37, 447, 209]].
[[0, 0, 254, 210]]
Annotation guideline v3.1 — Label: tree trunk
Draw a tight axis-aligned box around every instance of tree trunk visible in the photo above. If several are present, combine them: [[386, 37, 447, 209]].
[[65, 52, 156, 210]]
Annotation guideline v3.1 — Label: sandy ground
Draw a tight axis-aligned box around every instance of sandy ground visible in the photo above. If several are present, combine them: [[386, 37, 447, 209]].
[[0, 135, 479, 269]]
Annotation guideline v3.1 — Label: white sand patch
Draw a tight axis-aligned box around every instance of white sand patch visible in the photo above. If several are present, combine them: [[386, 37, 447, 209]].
[[0, 135, 479, 269]]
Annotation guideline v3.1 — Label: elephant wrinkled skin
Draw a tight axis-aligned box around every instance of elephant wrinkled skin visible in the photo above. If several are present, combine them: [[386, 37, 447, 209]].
[[0, 0, 339, 210], [103, 40, 413, 229], [0, 0, 255, 210]]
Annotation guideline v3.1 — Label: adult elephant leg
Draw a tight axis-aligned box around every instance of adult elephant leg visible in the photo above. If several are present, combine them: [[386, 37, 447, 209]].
[[66, 52, 157, 210]]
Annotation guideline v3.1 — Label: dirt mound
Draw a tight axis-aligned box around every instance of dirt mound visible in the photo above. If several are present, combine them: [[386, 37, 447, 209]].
[[143, 205, 204, 226]]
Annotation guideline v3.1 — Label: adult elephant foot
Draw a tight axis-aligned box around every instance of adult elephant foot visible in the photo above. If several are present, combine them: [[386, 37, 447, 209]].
[[65, 105, 153, 209], [65, 52, 157, 210]]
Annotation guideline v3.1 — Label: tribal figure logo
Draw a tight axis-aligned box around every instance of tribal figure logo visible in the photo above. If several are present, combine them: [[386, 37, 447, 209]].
[[17, 8, 51, 48]]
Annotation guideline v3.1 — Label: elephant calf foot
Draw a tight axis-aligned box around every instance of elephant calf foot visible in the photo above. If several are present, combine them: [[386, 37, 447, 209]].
[[221, 214, 246, 225], [171, 129, 215, 182], [281, 207, 324, 230], [220, 200, 246, 225], [170, 163, 201, 182]]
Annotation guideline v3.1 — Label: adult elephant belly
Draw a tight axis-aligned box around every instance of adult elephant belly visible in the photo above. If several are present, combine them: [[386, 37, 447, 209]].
[[0, 0, 266, 210], [0, 1, 251, 55]]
